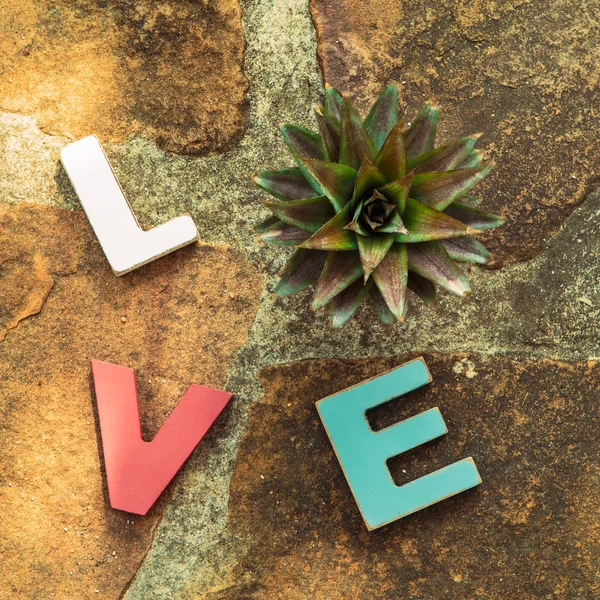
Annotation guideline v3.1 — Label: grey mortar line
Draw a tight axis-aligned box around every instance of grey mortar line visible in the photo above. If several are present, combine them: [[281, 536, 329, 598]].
[[122, 1, 326, 597]]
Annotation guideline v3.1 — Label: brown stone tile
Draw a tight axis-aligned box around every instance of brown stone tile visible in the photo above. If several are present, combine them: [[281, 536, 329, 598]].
[[0, 203, 263, 598], [222, 354, 599, 599], [310, 0, 600, 265], [0, 0, 247, 155]]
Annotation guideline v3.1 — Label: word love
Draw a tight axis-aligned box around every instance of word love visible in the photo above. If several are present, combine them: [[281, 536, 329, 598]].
[[92, 360, 231, 515], [317, 358, 481, 530], [60, 136, 198, 275]]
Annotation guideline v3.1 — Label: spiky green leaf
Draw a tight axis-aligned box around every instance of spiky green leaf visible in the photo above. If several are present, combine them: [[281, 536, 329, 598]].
[[395, 198, 470, 243], [404, 104, 438, 161], [329, 278, 372, 328], [372, 243, 408, 318], [312, 251, 363, 308], [254, 168, 320, 201], [339, 97, 378, 170], [260, 221, 311, 246], [408, 135, 480, 173], [300, 203, 357, 250], [325, 84, 342, 121], [301, 159, 357, 213], [364, 84, 399, 149], [279, 123, 327, 191], [352, 159, 387, 204], [275, 249, 327, 297], [457, 195, 482, 207], [315, 106, 340, 162], [357, 232, 396, 281], [279, 123, 324, 159], [444, 203, 505, 230], [441, 236, 490, 264], [457, 150, 483, 169], [377, 211, 409, 234], [408, 241, 471, 297], [407, 271, 437, 305], [370, 286, 396, 324], [374, 120, 406, 181], [378, 172, 413, 214], [345, 197, 370, 237], [411, 165, 492, 211], [256, 214, 281, 233], [264, 196, 335, 233]]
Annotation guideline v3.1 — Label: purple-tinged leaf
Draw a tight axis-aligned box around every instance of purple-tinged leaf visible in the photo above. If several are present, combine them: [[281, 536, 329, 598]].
[[312, 251, 363, 308], [352, 158, 387, 204], [404, 104, 438, 162], [264, 196, 335, 233], [408, 241, 471, 297], [301, 159, 357, 213], [395, 198, 470, 243], [457, 150, 483, 169], [407, 271, 437, 305], [441, 236, 490, 264], [339, 97, 378, 170], [315, 106, 340, 162], [254, 168, 320, 201], [408, 134, 481, 173], [370, 286, 396, 324], [364, 84, 399, 149], [275, 249, 327, 297], [457, 195, 482, 207], [374, 120, 406, 181], [260, 221, 311, 246], [300, 203, 358, 251], [345, 198, 370, 236], [411, 165, 492, 211], [377, 172, 413, 214], [256, 214, 281, 233], [328, 278, 373, 328], [377, 211, 409, 235], [357, 232, 396, 281], [325, 84, 342, 121], [263, 196, 335, 235], [444, 202, 505, 230], [279, 123, 327, 192], [279, 123, 324, 159], [372, 243, 408, 318]]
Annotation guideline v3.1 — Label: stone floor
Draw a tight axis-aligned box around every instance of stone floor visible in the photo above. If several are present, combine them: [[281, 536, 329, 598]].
[[0, 0, 599, 598]]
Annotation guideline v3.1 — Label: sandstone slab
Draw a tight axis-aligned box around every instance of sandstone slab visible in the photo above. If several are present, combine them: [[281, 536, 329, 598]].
[[0, 203, 263, 599], [0, 0, 247, 155], [215, 354, 599, 599]]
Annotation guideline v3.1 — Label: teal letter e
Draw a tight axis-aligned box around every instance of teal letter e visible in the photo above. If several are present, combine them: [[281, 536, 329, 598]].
[[316, 357, 481, 530]]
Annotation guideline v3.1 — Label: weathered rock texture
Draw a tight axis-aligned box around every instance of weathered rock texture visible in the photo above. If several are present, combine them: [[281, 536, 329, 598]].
[[0, 203, 262, 599], [210, 354, 599, 599], [0, 0, 599, 598], [310, 0, 600, 266], [0, 0, 247, 155]]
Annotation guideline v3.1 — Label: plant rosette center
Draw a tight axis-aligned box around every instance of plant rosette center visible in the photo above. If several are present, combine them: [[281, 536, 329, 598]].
[[254, 83, 504, 327]]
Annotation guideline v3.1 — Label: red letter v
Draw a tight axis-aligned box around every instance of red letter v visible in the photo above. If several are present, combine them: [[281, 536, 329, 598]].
[[92, 360, 232, 515]]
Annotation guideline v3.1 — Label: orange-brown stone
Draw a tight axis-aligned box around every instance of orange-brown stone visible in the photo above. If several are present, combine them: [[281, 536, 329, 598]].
[[0, 203, 263, 599], [217, 355, 600, 598], [0, 0, 247, 155], [310, 0, 600, 266]]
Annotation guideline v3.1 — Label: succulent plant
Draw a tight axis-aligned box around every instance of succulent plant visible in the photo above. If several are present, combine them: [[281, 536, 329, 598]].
[[254, 84, 504, 327]]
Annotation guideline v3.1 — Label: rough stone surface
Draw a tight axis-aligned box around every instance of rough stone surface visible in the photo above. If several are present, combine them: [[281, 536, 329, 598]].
[[200, 354, 599, 599], [1, 0, 600, 598], [0, 0, 247, 155], [310, 0, 600, 266], [0, 203, 262, 599]]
